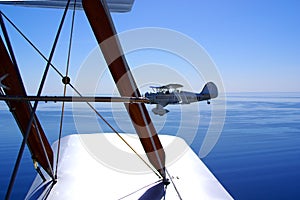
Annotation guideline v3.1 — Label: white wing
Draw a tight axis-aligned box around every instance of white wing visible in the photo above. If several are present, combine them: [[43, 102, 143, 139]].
[[0, 0, 135, 12]]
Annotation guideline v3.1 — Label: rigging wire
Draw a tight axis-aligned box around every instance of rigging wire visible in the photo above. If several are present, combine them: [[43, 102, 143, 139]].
[[1, 12, 52, 183], [2, 10, 160, 178], [118, 168, 182, 200], [0, 11, 64, 78], [166, 168, 182, 200], [4, 1, 71, 198], [70, 85, 162, 180], [1, 11, 55, 199], [32, 116, 54, 176], [117, 180, 162, 200], [1, 0, 162, 185], [55, 0, 77, 179]]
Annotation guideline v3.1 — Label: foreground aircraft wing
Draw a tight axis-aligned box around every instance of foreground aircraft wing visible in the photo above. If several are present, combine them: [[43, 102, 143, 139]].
[[0, 0, 135, 12]]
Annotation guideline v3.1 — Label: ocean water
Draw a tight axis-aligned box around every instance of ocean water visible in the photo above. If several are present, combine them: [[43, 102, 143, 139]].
[[0, 92, 299, 199]]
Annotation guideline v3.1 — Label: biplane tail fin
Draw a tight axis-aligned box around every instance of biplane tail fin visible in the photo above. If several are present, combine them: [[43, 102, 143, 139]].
[[197, 82, 218, 101]]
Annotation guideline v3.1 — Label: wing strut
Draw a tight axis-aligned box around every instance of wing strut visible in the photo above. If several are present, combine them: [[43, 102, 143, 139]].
[[82, 0, 166, 179], [0, 24, 54, 200], [0, 19, 54, 175]]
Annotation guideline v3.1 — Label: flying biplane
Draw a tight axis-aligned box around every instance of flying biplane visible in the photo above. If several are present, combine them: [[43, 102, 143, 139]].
[[145, 82, 218, 116]]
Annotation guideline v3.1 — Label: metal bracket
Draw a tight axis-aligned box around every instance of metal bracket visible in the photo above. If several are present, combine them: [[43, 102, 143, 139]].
[[0, 73, 9, 90]]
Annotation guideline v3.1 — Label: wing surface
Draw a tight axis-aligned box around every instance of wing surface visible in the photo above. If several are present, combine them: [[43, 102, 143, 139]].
[[0, 0, 135, 12]]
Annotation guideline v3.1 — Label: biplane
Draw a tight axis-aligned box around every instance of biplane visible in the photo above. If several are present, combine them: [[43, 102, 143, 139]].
[[0, 0, 232, 199], [145, 82, 218, 116]]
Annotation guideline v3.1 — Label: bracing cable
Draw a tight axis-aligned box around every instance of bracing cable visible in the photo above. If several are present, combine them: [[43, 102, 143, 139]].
[[166, 168, 182, 200], [4, 1, 71, 198], [70, 86, 162, 180], [55, 0, 77, 179], [118, 180, 162, 200], [1, 0, 163, 188], [0, 11, 64, 78], [1, 11, 52, 183]]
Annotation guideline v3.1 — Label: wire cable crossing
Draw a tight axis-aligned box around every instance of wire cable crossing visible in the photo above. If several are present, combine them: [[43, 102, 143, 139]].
[[1, 0, 162, 185], [0, 0, 190, 199]]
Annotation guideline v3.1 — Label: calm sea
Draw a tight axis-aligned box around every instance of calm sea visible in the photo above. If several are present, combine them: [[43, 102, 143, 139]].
[[0, 92, 299, 199]]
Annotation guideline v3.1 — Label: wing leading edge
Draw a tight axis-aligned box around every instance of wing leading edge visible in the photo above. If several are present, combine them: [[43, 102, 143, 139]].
[[0, 0, 135, 12]]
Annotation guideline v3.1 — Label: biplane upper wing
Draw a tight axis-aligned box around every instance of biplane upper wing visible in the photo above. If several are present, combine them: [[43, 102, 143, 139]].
[[150, 83, 183, 90], [165, 83, 183, 89], [0, 0, 135, 12], [150, 85, 165, 89]]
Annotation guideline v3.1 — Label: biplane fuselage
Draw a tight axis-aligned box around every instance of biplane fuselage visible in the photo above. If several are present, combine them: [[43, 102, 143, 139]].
[[146, 91, 199, 105]]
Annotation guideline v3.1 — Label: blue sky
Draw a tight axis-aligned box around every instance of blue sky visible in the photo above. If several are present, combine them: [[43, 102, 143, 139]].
[[0, 0, 299, 93], [114, 0, 300, 92]]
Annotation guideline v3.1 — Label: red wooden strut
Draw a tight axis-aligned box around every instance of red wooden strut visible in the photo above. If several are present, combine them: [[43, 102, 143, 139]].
[[0, 37, 53, 176], [82, 0, 166, 178]]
